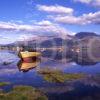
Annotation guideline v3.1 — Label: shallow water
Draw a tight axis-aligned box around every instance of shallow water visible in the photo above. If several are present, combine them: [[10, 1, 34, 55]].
[[0, 51, 100, 100]]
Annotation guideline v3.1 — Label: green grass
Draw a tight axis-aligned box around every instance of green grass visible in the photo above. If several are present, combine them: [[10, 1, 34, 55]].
[[0, 85, 48, 100]]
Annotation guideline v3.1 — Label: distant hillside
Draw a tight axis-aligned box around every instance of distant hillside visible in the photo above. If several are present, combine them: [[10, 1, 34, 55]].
[[40, 37, 74, 48], [75, 32, 98, 39], [1, 32, 99, 48]]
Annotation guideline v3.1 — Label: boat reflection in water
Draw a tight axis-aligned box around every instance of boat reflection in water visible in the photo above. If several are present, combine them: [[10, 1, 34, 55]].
[[17, 59, 40, 72]]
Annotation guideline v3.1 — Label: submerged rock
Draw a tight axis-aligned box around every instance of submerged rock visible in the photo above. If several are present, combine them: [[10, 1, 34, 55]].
[[0, 82, 10, 87], [0, 85, 48, 100], [38, 68, 85, 83]]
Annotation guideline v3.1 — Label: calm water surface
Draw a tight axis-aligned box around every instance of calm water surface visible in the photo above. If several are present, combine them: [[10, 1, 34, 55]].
[[0, 51, 100, 100]]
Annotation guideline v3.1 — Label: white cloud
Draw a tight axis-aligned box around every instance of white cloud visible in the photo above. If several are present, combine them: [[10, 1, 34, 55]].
[[0, 21, 33, 31], [35, 20, 53, 26], [74, 0, 100, 7], [74, 0, 92, 4], [18, 34, 39, 41], [35, 4, 100, 25], [51, 11, 100, 25], [37, 5, 74, 15], [0, 21, 73, 36], [92, 0, 100, 7], [0, 34, 17, 44]]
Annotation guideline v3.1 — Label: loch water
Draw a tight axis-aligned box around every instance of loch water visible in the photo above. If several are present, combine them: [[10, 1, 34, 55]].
[[0, 51, 100, 100]]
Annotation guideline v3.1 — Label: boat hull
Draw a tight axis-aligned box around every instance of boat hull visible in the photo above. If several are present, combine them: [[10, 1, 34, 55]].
[[18, 51, 41, 62]]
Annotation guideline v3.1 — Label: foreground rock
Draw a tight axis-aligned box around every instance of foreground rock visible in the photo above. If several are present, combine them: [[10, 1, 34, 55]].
[[0, 85, 48, 100]]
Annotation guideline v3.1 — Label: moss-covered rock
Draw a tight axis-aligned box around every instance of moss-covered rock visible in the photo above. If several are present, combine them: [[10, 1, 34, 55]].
[[0, 82, 10, 87], [38, 68, 84, 83], [0, 86, 48, 100]]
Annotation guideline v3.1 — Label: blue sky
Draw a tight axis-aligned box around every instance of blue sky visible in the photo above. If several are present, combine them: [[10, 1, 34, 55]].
[[0, 0, 100, 44]]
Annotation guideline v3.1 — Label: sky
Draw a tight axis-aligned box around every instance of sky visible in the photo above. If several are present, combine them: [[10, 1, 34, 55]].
[[0, 0, 100, 44]]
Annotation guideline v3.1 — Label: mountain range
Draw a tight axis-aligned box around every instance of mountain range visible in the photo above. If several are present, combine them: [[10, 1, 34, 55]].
[[0, 32, 99, 48]]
